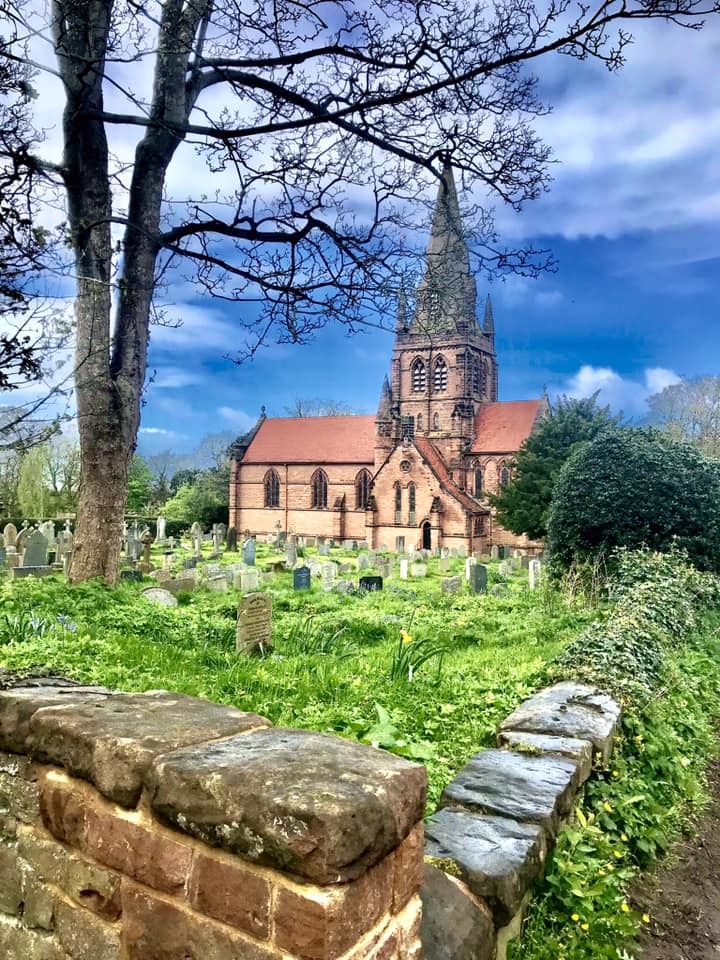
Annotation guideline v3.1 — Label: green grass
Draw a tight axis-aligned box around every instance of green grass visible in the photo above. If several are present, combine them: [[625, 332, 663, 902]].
[[0, 545, 594, 806]]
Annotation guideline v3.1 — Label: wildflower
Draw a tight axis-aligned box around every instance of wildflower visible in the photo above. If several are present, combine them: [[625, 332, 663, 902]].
[[621, 903, 630, 913], [598, 869, 606, 876], [400, 630, 413, 645], [571, 913, 580, 922], [614, 850, 622, 859], [612, 770, 619, 778], [580, 923, 589, 931], [603, 801, 613, 813], [642, 914, 650, 924], [620, 833, 628, 841]]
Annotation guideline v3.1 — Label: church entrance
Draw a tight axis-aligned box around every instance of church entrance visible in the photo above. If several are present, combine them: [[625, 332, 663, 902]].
[[422, 521, 432, 550]]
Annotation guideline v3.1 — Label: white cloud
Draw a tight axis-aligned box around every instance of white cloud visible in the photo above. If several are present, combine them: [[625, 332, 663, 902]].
[[147, 366, 206, 389], [555, 364, 682, 417], [217, 407, 255, 432]]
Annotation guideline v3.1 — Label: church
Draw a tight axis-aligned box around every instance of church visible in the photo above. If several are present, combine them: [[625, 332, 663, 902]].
[[229, 167, 547, 554]]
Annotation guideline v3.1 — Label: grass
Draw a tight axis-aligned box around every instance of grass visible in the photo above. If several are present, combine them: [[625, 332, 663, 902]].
[[0, 542, 595, 806]]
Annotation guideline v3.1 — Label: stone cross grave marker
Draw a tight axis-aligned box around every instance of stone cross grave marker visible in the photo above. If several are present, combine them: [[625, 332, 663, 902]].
[[294, 566, 311, 590], [441, 575, 461, 595], [529, 559, 541, 590], [469, 564, 488, 595], [141, 587, 178, 607], [23, 531, 48, 567], [236, 593, 272, 654], [242, 539, 256, 566], [359, 576, 383, 592]]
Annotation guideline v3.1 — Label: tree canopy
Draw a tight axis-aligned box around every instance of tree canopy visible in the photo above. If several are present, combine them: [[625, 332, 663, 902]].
[[645, 376, 720, 458], [547, 428, 720, 573], [490, 393, 621, 540]]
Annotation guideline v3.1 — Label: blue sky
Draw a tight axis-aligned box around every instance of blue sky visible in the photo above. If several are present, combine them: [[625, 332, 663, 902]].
[[137, 18, 720, 455]]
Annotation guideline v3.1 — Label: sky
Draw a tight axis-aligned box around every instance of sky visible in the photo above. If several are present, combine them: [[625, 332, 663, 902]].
[[7, 7, 720, 457]]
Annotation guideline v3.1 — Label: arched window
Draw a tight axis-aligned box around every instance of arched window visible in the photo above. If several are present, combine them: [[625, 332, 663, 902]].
[[412, 359, 427, 392], [394, 482, 402, 523], [264, 469, 280, 508], [500, 466, 510, 488], [474, 466, 483, 498], [471, 358, 480, 393], [484, 360, 491, 396], [311, 469, 328, 508], [417, 413, 423, 432], [433, 356, 448, 392], [355, 469, 371, 510], [408, 483, 416, 523], [432, 412, 439, 430]]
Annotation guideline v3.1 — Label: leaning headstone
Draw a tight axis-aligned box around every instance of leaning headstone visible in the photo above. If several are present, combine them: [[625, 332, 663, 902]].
[[359, 576, 383, 592], [442, 575, 461, 595], [236, 593, 272, 654], [529, 559, 541, 591], [226, 526, 238, 552], [141, 586, 178, 607], [293, 566, 311, 590], [410, 562, 427, 578], [3, 523, 17, 548], [399, 558, 409, 580], [469, 564, 488, 595], [23, 531, 49, 568], [241, 569, 260, 593], [242, 539, 256, 566]]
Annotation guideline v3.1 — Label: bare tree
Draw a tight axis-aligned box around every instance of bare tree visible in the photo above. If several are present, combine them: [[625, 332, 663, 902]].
[[283, 399, 356, 417], [645, 376, 720, 458], [2, 0, 718, 583]]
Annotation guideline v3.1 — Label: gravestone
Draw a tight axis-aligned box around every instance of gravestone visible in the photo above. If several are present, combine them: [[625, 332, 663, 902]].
[[441, 547, 450, 559], [335, 580, 353, 594], [379, 558, 393, 580], [492, 582, 509, 597], [23, 531, 49, 568], [236, 593, 272, 653], [498, 560, 511, 577], [284, 543, 297, 567], [318, 543, 330, 557], [465, 557, 476, 581], [469, 564, 488, 595], [293, 566, 311, 590], [529, 559, 541, 590], [439, 557, 450, 574], [242, 539, 256, 566], [410, 562, 427, 578], [205, 563, 222, 577], [498, 546, 506, 560], [449, 548, 459, 558], [183, 557, 197, 570], [207, 575, 228, 593], [308, 560, 322, 577], [457, 545, 466, 558], [321, 562, 337, 592], [190, 521, 203, 540], [339, 562, 353, 574], [156, 516, 167, 541], [359, 575, 383, 592], [162, 551, 173, 572], [120, 569, 143, 583], [141, 587, 178, 607], [395, 536, 405, 553], [226, 526, 238, 552], [358, 555, 369, 570], [358, 541, 369, 550], [3, 523, 17, 548], [521, 555, 531, 570], [16, 526, 31, 555], [441, 575, 461, 595], [399, 558, 409, 580], [40, 521, 56, 547], [490, 545, 499, 560], [241, 569, 260, 593]]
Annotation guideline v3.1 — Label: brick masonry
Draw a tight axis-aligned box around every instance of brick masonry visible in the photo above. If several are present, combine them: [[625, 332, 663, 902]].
[[0, 680, 426, 960]]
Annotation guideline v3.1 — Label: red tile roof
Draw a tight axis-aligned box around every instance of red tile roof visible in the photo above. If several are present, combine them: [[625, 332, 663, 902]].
[[471, 400, 545, 454], [414, 437, 486, 514], [241, 416, 376, 465]]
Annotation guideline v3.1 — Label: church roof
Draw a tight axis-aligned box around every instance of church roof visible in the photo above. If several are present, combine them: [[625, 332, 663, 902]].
[[471, 400, 545, 454], [414, 436, 486, 514], [240, 415, 375, 464]]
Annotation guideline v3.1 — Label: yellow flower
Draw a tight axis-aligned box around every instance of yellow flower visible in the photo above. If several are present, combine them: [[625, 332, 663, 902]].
[[614, 850, 622, 859], [621, 903, 630, 913], [581, 923, 589, 931], [571, 913, 580, 922], [400, 630, 413, 645], [598, 868, 606, 876], [620, 833, 628, 842], [612, 770, 619, 778], [642, 914, 650, 924], [603, 801, 613, 812]]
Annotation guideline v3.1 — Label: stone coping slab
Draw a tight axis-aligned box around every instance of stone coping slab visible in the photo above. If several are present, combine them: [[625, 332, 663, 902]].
[[146, 727, 427, 884], [421, 863, 496, 960], [0, 685, 270, 807], [497, 731, 593, 785], [439, 748, 578, 838], [425, 808, 547, 926], [498, 681, 621, 762]]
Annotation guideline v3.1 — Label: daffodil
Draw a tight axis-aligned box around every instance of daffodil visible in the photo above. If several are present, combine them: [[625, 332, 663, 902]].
[[400, 630, 413, 645]]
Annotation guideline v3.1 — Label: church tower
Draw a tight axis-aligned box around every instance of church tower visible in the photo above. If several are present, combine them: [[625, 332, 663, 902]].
[[380, 165, 498, 468]]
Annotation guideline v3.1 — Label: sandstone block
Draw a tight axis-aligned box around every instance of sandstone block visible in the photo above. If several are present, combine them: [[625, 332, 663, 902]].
[[497, 730, 593, 784], [439, 748, 578, 838], [0, 684, 111, 755], [421, 864, 495, 960], [498, 682, 621, 762], [188, 851, 271, 939], [0, 844, 23, 915], [424, 808, 546, 925], [18, 827, 70, 885], [19, 861, 56, 930], [28, 690, 271, 806], [0, 767, 41, 823], [391, 822, 424, 912], [0, 914, 66, 960], [121, 882, 279, 960], [54, 897, 120, 960], [147, 728, 427, 883]]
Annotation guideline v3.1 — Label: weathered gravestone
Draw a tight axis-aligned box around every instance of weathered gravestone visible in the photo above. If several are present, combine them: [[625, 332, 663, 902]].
[[395, 536, 405, 553], [236, 593, 272, 653], [469, 564, 488, 595], [207, 575, 229, 593], [22, 531, 48, 568], [226, 526, 238, 552], [490, 545, 499, 560], [293, 566, 311, 590], [521, 555, 531, 570], [120, 569, 143, 583], [338, 562, 353, 574], [242, 539, 256, 566], [439, 557, 450, 574], [241, 569, 260, 593], [379, 559, 393, 580], [399, 558, 409, 580], [358, 555, 369, 570], [318, 543, 330, 557], [410, 562, 427, 578], [3, 523, 17, 548], [465, 557, 476, 581], [529, 559, 542, 590], [441, 575, 461, 595], [284, 543, 297, 567], [321, 562, 337, 592], [141, 587, 178, 607], [359, 576, 383, 592], [156, 516, 167, 541], [183, 557, 197, 570], [498, 560, 512, 578]]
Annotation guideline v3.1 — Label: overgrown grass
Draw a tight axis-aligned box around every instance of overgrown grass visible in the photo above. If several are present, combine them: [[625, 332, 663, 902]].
[[0, 549, 593, 806]]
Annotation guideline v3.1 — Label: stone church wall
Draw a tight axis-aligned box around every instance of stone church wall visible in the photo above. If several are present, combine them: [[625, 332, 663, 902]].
[[0, 682, 425, 960]]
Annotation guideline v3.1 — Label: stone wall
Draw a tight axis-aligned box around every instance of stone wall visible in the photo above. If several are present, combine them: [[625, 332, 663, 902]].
[[0, 679, 426, 960], [421, 681, 621, 960]]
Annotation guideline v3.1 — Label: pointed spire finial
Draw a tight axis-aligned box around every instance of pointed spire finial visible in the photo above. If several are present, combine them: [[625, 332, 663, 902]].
[[377, 375, 392, 420], [483, 294, 494, 335]]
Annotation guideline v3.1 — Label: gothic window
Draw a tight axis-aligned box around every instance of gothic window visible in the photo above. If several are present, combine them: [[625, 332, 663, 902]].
[[401, 416, 415, 439], [484, 360, 491, 396], [474, 466, 483, 498], [417, 413, 423, 432], [408, 483, 416, 523], [311, 469, 328, 508], [472, 358, 480, 393], [264, 469, 280, 508], [473, 515, 484, 536], [433, 356, 448, 392], [500, 466, 510, 488], [394, 482, 402, 523], [412, 359, 427, 392], [433, 412, 439, 430], [355, 469, 371, 510]]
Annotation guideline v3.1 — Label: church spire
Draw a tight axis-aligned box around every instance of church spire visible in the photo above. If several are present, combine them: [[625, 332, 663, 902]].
[[376, 374, 392, 420], [413, 162, 477, 332], [483, 294, 494, 336]]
